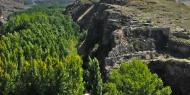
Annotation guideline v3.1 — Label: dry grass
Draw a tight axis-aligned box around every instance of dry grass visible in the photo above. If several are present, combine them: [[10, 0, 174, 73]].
[[120, 0, 190, 33]]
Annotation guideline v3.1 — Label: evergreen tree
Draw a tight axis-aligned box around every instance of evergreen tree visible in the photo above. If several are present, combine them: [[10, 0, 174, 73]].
[[0, 6, 84, 95], [103, 59, 172, 95], [88, 58, 103, 95]]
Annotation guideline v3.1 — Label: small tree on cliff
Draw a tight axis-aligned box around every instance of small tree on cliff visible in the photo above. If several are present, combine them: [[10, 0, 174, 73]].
[[103, 59, 172, 95]]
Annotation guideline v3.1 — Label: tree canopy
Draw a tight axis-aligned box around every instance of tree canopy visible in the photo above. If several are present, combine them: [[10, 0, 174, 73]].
[[0, 6, 84, 95], [0, 5, 172, 95], [103, 59, 172, 95]]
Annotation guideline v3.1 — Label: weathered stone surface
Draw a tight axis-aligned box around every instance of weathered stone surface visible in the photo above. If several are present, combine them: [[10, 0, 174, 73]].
[[105, 26, 170, 69], [77, 4, 128, 76], [77, 4, 130, 57]]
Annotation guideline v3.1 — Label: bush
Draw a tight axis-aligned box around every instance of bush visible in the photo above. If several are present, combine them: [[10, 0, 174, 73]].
[[103, 59, 172, 95]]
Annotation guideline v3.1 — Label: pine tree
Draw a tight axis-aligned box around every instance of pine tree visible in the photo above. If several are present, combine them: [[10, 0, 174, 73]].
[[104, 59, 172, 95], [0, 6, 84, 95]]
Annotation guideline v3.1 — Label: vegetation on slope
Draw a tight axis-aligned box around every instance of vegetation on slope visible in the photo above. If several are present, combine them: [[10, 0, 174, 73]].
[[104, 59, 172, 95], [0, 6, 83, 95], [0, 4, 172, 95], [121, 0, 190, 32]]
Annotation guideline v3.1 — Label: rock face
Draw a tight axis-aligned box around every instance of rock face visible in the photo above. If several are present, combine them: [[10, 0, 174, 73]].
[[105, 27, 170, 66], [77, 4, 130, 78], [66, 1, 190, 95]]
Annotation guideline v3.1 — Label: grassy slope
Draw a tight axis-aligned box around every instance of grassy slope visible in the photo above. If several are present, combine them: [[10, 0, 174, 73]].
[[120, 0, 190, 33]]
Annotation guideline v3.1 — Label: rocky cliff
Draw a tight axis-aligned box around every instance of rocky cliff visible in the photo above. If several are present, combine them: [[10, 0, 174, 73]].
[[66, 0, 190, 95]]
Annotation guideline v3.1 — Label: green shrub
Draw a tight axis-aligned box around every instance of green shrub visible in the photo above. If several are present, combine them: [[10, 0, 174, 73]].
[[103, 59, 172, 95]]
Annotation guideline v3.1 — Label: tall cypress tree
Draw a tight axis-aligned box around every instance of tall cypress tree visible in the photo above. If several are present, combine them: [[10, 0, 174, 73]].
[[89, 58, 103, 95]]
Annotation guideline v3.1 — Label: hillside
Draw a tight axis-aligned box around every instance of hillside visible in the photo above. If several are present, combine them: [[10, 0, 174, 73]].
[[1, 0, 190, 95], [0, 0, 75, 20], [128, 0, 190, 32], [66, 0, 190, 95], [0, 6, 84, 95]]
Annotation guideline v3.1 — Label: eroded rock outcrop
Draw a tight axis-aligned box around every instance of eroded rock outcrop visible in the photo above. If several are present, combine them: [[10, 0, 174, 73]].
[[105, 27, 170, 67], [77, 4, 130, 79], [66, 1, 190, 95]]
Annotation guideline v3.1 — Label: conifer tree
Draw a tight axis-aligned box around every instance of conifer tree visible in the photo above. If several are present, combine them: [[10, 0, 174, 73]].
[[0, 6, 84, 95], [104, 59, 172, 95], [89, 58, 103, 95]]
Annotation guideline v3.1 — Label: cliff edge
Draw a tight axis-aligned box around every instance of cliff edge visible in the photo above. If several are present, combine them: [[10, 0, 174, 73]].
[[66, 0, 190, 95]]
